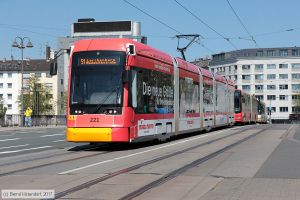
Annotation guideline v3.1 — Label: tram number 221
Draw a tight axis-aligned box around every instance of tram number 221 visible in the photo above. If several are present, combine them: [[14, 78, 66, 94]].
[[90, 118, 99, 122]]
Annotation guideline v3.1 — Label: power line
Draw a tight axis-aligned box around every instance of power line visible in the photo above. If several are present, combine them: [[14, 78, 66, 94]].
[[123, 0, 182, 34], [174, 0, 238, 50], [122, 0, 214, 55], [0, 25, 60, 38], [226, 0, 259, 47], [0, 23, 68, 31], [255, 28, 299, 37]]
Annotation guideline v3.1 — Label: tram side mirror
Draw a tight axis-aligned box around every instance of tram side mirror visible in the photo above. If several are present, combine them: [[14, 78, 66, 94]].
[[127, 44, 136, 55], [50, 62, 57, 75]]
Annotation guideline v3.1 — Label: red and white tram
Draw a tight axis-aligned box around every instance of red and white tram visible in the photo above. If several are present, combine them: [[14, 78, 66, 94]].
[[234, 89, 258, 124], [66, 38, 235, 143]]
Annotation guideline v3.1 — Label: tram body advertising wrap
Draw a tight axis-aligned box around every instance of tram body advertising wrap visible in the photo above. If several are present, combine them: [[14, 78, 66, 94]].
[[66, 38, 236, 143]]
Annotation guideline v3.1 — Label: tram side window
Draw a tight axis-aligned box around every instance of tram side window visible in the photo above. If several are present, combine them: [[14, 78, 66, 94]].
[[179, 77, 200, 116], [134, 67, 174, 114], [203, 80, 214, 113], [216, 82, 226, 113]]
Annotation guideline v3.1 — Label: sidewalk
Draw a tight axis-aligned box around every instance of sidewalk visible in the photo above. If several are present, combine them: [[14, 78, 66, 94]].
[[0, 125, 66, 132]]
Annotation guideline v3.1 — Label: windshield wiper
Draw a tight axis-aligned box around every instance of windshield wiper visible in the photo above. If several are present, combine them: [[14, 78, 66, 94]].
[[93, 87, 119, 114]]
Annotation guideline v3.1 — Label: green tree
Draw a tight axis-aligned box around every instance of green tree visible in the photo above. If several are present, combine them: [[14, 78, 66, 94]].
[[57, 91, 67, 115], [18, 75, 54, 115], [0, 100, 7, 117], [0, 100, 7, 126]]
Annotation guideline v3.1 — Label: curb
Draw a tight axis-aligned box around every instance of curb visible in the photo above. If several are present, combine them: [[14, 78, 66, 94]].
[[0, 125, 66, 132]]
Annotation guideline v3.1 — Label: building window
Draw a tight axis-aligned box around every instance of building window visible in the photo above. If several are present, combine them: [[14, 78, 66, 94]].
[[7, 83, 12, 88], [292, 63, 300, 68], [292, 107, 300, 113], [7, 104, 12, 110], [292, 95, 300, 100], [0, 94, 3, 99], [255, 85, 264, 90], [242, 75, 251, 80], [255, 74, 264, 80], [292, 49, 300, 56], [242, 85, 251, 90], [267, 85, 276, 90], [271, 107, 276, 113], [292, 84, 300, 91], [60, 79, 64, 85], [7, 73, 12, 78], [279, 64, 288, 69], [267, 64, 276, 69], [0, 83, 3, 88], [279, 84, 288, 90], [267, 74, 276, 79], [35, 72, 42, 78], [7, 94, 12, 100], [23, 73, 30, 78], [279, 50, 288, 56], [0, 73, 3, 78], [255, 95, 264, 100], [279, 107, 288, 112], [256, 51, 263, 56], [267, 50, 275, 56], [292, 73, 300, 79], [279, 74, 288, 79], [267, 95, 276, 100], [255, 64, 264, 70], [242, 65, 250, 70], [279, 95, 288, 100]]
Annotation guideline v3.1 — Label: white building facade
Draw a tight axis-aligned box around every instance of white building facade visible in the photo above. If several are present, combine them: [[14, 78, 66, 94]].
[[209, 48, 300, 121], [0, 71, 20, 115], [0, 59, 58, 117]]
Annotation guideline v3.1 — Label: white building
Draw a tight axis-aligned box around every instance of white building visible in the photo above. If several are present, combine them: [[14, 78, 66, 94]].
[[209, 48, 300, 121], [0, 59, 58, 117]]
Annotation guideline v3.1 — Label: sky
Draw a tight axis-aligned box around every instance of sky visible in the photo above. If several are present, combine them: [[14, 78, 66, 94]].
[[1, 0, 300, 62]]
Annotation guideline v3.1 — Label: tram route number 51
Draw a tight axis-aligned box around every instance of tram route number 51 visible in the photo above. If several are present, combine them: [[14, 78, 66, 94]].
[[90, 117, 99, 122]]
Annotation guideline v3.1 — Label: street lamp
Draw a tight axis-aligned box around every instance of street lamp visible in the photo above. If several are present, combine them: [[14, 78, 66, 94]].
[[12, 36, 33, 126]]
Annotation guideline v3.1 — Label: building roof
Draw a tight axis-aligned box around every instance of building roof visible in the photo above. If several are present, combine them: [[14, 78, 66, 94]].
[[191, 58, 211, 69], [0, 59, 51, 72], [210, 47, 300, 66]]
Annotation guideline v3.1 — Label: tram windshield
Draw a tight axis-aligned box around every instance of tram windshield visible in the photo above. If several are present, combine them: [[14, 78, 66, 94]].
[[70, 51, 125, 112]]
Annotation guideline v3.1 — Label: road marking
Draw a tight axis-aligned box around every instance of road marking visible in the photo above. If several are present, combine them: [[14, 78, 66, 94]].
[[40, 134, 64, 138], [0, 146, 52, 154], [52, 139, 65, 143], [0, 144, 29, 150], [0, 138, 20, 142], [58, 127, 242, 175]]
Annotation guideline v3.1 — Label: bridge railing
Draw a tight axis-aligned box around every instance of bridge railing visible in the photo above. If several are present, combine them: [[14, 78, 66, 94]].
[[0, 114, 66, 127]]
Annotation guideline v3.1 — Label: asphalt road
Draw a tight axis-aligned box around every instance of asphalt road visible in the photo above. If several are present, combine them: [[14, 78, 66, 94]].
[[0, 126, 84, 158], [0, 124, 299, 200]]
